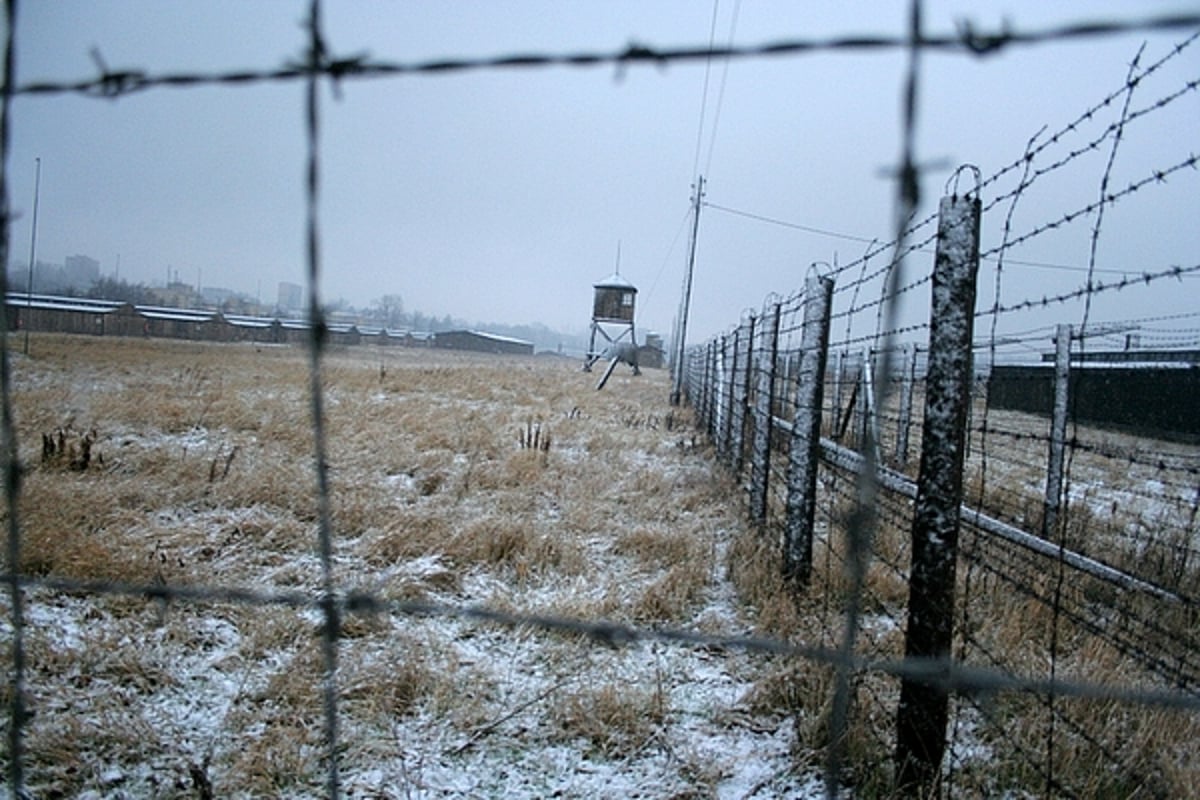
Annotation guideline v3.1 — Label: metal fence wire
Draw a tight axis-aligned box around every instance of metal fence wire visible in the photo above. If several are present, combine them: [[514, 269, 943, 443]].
[[3, 2, 1200, 798]]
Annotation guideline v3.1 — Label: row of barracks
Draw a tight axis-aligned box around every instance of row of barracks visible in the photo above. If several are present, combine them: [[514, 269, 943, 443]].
[[3, 292, 535, 353]]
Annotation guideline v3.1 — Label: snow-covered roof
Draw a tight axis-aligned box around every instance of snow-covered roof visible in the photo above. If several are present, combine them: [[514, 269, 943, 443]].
[[444, 329, 534, 346], [5, 297, 124, 314], [224, 314, 277, 329], [593, 272, 637, 291], [135, 305, 216, 322], [6, 292, 126, 313]]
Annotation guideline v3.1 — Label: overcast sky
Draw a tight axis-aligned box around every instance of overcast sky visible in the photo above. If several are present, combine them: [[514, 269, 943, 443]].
[[6, 2, 1198, 343]]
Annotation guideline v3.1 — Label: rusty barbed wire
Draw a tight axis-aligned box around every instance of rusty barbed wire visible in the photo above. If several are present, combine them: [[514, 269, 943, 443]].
[[979, 262, 1200, 318], [2, 570, 1197, 713], [5, 6, 1200, 798], [977, 30, 1200, 206], [983, 152, 1198, 259], [12, 12, 1200, 101]]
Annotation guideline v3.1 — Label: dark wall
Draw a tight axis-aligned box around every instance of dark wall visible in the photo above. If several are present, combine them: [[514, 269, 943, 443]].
[[988, 365, 1200, 442], [434, 331, 533, 356]]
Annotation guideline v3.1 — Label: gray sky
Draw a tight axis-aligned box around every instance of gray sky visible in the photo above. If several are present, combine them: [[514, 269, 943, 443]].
[[7, 2, 1199, 343]]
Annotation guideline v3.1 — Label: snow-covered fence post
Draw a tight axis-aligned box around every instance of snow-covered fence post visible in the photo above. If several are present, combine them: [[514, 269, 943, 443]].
[[895, 344, 918, 468], [701, 341, 712, 437], [895, 190, 981, 794], [700, 340, 715, 434], [783, 276, 834, 586], [1043, 324, 1072, 541], [722, 328, 740, 467], [697, 342, 713, 433], [715, 335, 724, 453], [749, 302, 782, 526], [713, 337, 726, 444], [831, 350, 846, 436], [861, 350, 881, 465], [731, 314, 756, 475]]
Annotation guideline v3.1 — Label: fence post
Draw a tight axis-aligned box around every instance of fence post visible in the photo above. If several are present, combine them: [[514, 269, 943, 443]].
[[703, 341, 713, 438], [783, 276, 834, 586], [722, 329, 739, 466], [732, 314, 756, 475], [832, 350, 846, 436], [686, 345, 696, 407], [705, 341, 717, 437], [895, 344, 917, 468], [860, 350, 881, 465], [710, 335, 720, 441], [1043, 324, 1072, 540], [895, 191, 981, 794], [716, 335, 730, 449], [749, 303, 782, 526]]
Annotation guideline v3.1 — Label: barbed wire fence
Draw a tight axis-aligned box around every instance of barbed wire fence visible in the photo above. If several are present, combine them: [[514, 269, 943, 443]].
[[684, 19, 1199, 799], [1, 1, 1199, 797]]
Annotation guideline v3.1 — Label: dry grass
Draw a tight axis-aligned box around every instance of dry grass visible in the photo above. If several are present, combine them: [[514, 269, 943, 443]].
[[549, 679, 667, 758], [726, 439, 1198, 798], [2, 334, 760, 797], [5, 333, 1196, 798]]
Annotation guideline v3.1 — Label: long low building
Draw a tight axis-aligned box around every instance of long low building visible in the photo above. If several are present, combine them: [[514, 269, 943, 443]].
[[2, 292, 516, 354], [432, 329, 534, 356]]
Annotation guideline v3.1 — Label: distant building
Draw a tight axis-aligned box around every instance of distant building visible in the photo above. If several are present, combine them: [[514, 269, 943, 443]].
[[156, 280, 199, 309], [277, 281, 303, 313], [639, 331, 665, 369], [988, 350, 1200, 443], [433, 329, 534, 356], [63, 254, 100, 287], [200, 285, 238, 307]]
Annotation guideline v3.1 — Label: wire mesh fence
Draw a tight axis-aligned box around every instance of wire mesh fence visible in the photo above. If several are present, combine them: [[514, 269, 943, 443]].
[[682, 21, 1199, 798], [2, 2, 1199, 798]]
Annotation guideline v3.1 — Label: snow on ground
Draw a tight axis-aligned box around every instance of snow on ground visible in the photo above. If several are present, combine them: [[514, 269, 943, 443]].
[[2, 346, 831, 799]]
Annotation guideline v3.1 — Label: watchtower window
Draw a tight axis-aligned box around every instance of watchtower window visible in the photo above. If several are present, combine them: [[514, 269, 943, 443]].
[[621, 292, 633, 307]]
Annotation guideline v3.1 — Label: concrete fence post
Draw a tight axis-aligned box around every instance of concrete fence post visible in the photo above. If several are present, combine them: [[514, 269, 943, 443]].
[[711, 339, 723, 442], [896, 344, 918, 468], [832, 350, 847, 437], [722, 329, 739, 466], [706, 340, 718, 438], [861, 350, 881, 465], [698, 341, 713, 434], [732, 314, 756, 475], [1044, 324, 1072, 541], [783, 276, 834, 586], [749, 303, 782, 526], [716, 335, 730, 448], [895, 191, 982, 794]]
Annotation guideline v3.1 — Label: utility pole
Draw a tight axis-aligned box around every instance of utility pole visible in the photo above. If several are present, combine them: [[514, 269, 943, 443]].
[[670, 175, 705, 405], [23, 158, 41, 356]]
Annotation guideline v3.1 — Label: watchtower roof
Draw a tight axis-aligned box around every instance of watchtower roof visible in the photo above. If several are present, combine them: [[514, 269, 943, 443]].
[[593, 272, 637, 291]]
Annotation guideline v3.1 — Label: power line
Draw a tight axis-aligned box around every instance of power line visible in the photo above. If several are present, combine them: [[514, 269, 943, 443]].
[[702, 0, 743, 180], [704, 200, 878, 244], [689, 0, 721, 183], [704, 199, 1184, 278]]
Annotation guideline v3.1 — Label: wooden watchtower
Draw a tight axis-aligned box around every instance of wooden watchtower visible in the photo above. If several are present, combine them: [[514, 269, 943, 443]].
[[583, 272, 639, 376]]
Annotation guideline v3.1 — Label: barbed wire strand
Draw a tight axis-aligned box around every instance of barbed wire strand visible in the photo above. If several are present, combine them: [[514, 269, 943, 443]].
[[827, 2, 928, 793], [1047, 45, 1145, 788], [3, 571, 1197, 713], [978, 30, 1199, 205], [12, 12, 1200, 100], [1, 0, 29, 793], [301, 1, 343, 796], [4, 8, 1200, 797]]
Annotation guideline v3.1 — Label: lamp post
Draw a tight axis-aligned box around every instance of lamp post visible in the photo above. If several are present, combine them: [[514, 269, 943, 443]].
[[23, 157, 41, 356]]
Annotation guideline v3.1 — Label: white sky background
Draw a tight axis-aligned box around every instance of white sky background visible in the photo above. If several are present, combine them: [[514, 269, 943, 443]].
[[6, 2, 1199, 343]]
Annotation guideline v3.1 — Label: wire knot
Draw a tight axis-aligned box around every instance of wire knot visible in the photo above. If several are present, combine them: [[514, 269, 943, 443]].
[[955, 19, 1011, 56]]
